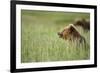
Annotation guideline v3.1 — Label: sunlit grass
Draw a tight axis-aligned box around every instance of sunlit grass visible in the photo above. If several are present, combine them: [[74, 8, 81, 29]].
[[21, 10, 90, 63]]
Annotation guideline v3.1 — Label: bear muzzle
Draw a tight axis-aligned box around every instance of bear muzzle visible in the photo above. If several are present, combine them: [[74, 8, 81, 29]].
[[58, 32, 63, 38]]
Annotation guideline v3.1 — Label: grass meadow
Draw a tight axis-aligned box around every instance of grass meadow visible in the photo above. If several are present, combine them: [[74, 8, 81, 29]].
[[21, 10, 90, 63]]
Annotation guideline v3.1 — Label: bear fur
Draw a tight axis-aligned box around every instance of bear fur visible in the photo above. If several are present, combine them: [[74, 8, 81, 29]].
[[58, 24, 86, 43], [73, 18, 90, 30]]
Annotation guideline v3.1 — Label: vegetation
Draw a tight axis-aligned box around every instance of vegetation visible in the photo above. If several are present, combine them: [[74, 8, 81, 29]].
[[21, 10, 90, 63]]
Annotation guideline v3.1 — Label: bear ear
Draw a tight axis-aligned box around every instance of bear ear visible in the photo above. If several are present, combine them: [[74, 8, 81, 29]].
[[69, 24, 74, 29], [69, 24, 75, 33]]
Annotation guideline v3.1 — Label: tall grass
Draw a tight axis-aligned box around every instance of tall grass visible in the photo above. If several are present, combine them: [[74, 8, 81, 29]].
[[21, 10, 90, 63]]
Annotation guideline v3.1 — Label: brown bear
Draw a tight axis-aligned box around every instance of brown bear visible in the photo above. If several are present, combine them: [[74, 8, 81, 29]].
[[73, 18, 90, 30], [58, 24, 86, 43]]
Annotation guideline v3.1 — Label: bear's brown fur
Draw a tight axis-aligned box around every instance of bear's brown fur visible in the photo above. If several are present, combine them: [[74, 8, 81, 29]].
[[73, 18, 90, 30], [58, 24, 85, 43]]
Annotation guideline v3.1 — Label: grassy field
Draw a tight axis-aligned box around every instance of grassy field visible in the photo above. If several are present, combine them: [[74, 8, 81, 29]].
[[21, 10, 90, 63]]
